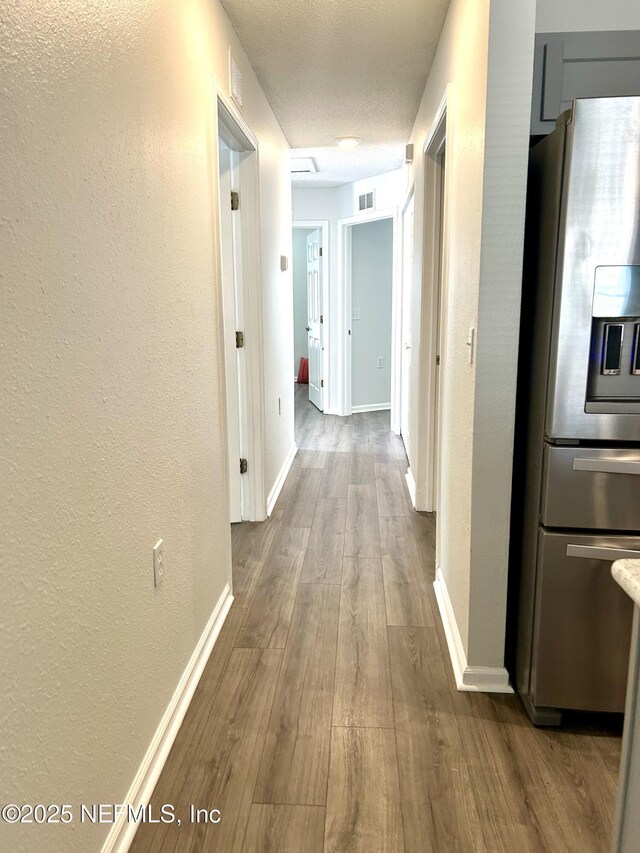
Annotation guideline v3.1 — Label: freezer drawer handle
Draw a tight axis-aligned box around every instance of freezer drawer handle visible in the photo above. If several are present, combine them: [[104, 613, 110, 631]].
[[572, 458, 640, 476], [566, 544, 640, 561]]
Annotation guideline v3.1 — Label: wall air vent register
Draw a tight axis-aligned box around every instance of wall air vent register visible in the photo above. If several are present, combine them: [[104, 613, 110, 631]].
[[358, 191, 375, 211], [229, 52, 243, 108]]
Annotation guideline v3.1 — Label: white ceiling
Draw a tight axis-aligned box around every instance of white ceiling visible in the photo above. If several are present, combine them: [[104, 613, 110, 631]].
[[220, 0, 450, 187]]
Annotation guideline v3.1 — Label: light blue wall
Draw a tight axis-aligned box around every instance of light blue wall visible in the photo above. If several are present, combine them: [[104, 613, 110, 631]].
[[351, 218, 393, 409], [292, 228, 312, 375]]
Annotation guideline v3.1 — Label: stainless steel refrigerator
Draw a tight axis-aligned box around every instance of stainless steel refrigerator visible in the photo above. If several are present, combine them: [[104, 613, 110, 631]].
[[513, 96, 640, 726]]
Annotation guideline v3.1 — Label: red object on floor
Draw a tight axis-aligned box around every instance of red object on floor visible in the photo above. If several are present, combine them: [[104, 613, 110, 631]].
[[297, 357, 309, 384]]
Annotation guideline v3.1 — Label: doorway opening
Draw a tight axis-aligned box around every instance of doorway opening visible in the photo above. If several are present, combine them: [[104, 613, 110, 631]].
[[400, 189, 415, 454], [424, 109, 448, 514], [338, 209, 399, 420], [417, 94, 448, 585], [292, 220, 329, 412], [214, 88, 266, 526]]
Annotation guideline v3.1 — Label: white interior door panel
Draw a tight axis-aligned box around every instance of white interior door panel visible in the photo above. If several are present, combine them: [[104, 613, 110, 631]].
[[307, 229, 323, 411]]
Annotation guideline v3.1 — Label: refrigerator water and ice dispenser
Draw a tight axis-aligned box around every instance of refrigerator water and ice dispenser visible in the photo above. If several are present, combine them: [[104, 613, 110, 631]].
[[588, 265, 640, 409]]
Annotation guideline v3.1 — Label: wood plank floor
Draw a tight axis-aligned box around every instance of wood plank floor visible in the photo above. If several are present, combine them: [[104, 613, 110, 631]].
[[131, 384, 622, 853]]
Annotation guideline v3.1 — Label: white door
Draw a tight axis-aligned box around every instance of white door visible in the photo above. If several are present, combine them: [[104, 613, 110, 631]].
[[400, 195, 414, 452], [307, 229, 323, 411], [218, 140, 242, 522]]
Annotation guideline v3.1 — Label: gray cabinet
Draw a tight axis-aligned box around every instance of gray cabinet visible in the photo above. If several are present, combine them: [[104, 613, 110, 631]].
[[532, 30, 640, 134]]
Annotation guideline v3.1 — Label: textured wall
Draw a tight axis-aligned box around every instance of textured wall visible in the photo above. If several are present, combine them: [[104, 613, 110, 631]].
[[468, 0, 535, 666], [0, 1, 290, 851], [406, 0, 535, 667], [335, 169, 406, 217], [406, 0, 491, 653]]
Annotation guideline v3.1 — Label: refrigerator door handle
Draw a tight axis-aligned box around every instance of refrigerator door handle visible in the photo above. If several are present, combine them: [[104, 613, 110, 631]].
[[572, 458, 640, 476], [566, 544, 640, 561]]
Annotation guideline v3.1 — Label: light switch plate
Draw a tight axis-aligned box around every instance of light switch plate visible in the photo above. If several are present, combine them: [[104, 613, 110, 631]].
[[467, 326, 476, 364], [280, 255, 288, 271], [153, 539, 164, 588]]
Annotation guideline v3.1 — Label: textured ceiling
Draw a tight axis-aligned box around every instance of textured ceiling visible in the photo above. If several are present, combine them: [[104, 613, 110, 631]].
[[220, 0, 450, 186]]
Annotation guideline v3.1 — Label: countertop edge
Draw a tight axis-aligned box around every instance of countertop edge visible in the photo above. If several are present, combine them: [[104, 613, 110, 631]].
[[612, 558, 640, 608]]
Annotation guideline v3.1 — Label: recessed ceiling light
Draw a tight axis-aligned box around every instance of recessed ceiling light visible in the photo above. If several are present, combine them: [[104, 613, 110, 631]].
[[335, 136, 361, 148]]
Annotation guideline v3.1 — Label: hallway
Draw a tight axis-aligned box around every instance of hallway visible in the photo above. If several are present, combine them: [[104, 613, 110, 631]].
[[131, 388, 620, 853]]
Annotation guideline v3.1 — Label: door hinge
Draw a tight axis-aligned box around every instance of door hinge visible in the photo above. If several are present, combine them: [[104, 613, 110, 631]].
[[321, 379, 324, 388], [320, 314, 323, 324], [235, 331, 244, 348], [319, 247, 323, 257], [436, 354, 441, 365], [231, 191, 239, 211], [240, 458, 248, 474]]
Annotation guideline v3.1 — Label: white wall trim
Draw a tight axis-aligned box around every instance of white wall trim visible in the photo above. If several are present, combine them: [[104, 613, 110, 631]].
[[415, 88, 451, 518], [433, 569, 512, 694], [267, 443, 297, 516], [423, 88, 449, 156], [101, 583, 234, 853], [351, 402, 391, 413], [405, 466, 417, 508], [396, 185, 415, 438], [215, 77, 259, 150]]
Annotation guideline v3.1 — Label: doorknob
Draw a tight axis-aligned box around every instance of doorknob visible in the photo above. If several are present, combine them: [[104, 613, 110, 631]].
[[305, 326, 311, 331]]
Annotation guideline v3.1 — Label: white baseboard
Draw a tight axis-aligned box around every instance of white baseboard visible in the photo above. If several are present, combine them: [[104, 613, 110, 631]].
[[433, 569, 513, 694], [101, 584, 234, 853], [351, 402, 391, 413], [267, 443, 297, 516], [405, 467, 416, 508]]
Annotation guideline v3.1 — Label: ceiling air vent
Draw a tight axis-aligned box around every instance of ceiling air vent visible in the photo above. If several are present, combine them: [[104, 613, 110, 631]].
[[358, 190, 375, 211], [291, 157, 318, 174]]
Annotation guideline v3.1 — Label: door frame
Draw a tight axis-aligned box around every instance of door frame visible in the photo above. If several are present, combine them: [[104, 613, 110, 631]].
[[399, 185, 415, 440], [217, 141, 243, 522], [416, 90, 450, 517], [337, 207, 400, 420], [292, 220, 329, 411], [211, 79, 266, 523]]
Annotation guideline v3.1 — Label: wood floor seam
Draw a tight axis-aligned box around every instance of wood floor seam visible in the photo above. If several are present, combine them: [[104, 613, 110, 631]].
[[251, 800, 328, 808], [324, 553, 343, 823], [246, 640, 290, 818], [389, 622, 410, 853]]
